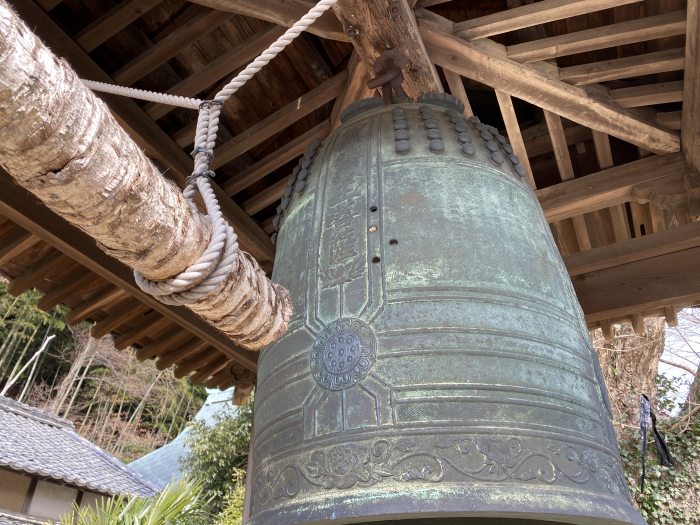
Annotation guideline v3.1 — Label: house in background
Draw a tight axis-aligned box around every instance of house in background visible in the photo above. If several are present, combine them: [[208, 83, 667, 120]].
[[129, 387, 237, 489], [0, 396, 156, 524]]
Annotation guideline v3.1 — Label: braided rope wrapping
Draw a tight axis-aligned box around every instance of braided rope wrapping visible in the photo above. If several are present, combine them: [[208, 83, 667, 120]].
[[131, 0, 338, 350], [82, 79, 202, 109]]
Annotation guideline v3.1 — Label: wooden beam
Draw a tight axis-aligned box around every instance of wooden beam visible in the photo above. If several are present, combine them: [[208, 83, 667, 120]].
[[507, 10, 687, 63], [212, 73, 346, 170], [112, 7, 234, 85], [574, 246, 700, 323], [223, 121, 331, 195], [0, 171, 258, 370], [156, 339, 208, 370], [330, 53, 374, 130], [524, 122, 592, 158], [136, 328, 191, 361], [187, 0, 349, 42], [564, 220, 700, 276], [91, 298, 150, 338], [187, 355, 229, 383], [610, 80, 684, 108], [455, 0, 642, 41], [0, 228, 40, 265], [559, 48, 685, 85], [66, 286, 128, 326], [37, 270, 94, 312], [113, 312, 171, 350], [683, 0, 700, 168], [12, 2, 273, 262], [416, 10, 680, 155], [538, 153, 689, 222], [665, 306, 678, 327], [444, 69, 474, 118], [657, 110, 682, 130], [592, 131, 630, 242], [75, 0, 163, 52], [333, 0, 442, 100], [495, 90, 534, 188], [543, 109, 592, 251], [599, 320, 614, 342], [144, 25, 286, 121], [243, 178, 288, 215], [6, 250, 71, 296]]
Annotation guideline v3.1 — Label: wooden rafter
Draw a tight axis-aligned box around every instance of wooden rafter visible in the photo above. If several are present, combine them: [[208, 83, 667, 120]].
[[537, 153, 689, 222], [682, 0, 700, 219], [559, 48, 685, 85], [610, 81, 684, 108], [574, 246, 700, 323], [211, 73, 346, 170], [454, 0, 642, 41], [111, 7, 234, 85], [188, 0, 349, 42], [333, 0, 442, 100], [75, 0, 163, 52], [144, 25, 286, 121], [416, 9, 680, 155], [507, 10, 687, 63]]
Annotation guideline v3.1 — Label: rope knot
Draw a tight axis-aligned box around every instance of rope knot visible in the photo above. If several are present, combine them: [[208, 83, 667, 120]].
[[190, 145, 214, 162], [186, 170, 215, 187]]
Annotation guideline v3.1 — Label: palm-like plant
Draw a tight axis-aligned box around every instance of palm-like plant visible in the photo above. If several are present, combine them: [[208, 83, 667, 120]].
[[63, 479, 210, 525]]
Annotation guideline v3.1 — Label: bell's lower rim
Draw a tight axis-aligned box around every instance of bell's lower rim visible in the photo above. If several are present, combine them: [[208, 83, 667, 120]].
[[249, 484, 646, 525]]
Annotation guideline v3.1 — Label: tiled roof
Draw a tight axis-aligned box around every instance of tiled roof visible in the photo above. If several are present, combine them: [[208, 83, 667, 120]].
[[0, 396, 157, 497], [0, 511, 45, 525]]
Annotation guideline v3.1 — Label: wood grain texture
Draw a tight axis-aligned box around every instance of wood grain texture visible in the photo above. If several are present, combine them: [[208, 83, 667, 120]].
[[188, 0, 349, 42], [455, 0, 642, 41], [333, 0, 441, 100], [507, 10, 687, 63], [417, 10, 680, 155], [559, 48, 685, 85], [537, 153, 689, 222]]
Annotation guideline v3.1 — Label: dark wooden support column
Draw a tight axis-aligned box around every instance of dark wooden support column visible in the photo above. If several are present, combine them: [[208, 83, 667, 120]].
[[333, 0, 442, 99]]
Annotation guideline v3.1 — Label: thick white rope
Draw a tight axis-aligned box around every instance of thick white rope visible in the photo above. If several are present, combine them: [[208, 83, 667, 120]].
[[131, 0, 338, 306], [82, 79, 202, 109]]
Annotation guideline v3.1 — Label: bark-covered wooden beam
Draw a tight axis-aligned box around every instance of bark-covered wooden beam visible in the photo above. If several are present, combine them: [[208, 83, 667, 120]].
[[0, 2, 291, 355], [333, 0, 442, 100], [682, 0, 700, 218], [12, 0, 275, 265], [416, 9, 680, 155]]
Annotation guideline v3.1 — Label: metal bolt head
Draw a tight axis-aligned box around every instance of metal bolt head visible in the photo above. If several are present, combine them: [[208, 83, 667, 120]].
[[346, 25, 360, 38]]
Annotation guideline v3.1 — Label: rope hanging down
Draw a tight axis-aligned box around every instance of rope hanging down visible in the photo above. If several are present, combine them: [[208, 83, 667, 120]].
[[123, 0, 338, 306]]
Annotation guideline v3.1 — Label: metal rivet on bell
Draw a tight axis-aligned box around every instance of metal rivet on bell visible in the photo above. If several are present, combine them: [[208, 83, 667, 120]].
[[449, 115, 462, 124], [454, 122, 468, 133], [429, 139, 444, 152], [283, 186, 293, 198], [473, 122, 484, 131], [298, 168, 309, 181], [276, 205, 283, 215], [461, 143, 476, 156], [508, 154, 520, 164], [427, 128, 442, 139], [485, 140, 499, 152], [469, 116, 481, 124], [515, 165, 526, 178], [270, 232, 277, 244], [272, 215, 281, 229], [394, 129, 409, 141], [424, 120, 438, 129], [395, 140, 410, 153], [491, 151, 505, 164], [481, 130, 494, 141], [301, 157, 312, 169], [496, 134, 507, 144], [503, 144, 514, 154], [457, 132, 472, 144], [291, 164, 300, 178], [280, 197, 290, 210], [294, 180, 306, 193], [393, 120, 408, 130]]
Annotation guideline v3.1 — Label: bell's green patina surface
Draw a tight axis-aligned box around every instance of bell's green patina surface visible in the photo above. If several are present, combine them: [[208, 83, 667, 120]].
[[249, 95, 647, 525]]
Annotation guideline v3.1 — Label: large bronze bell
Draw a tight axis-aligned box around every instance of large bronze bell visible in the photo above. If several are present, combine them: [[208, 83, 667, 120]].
[[249, 94, 646, 525]]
